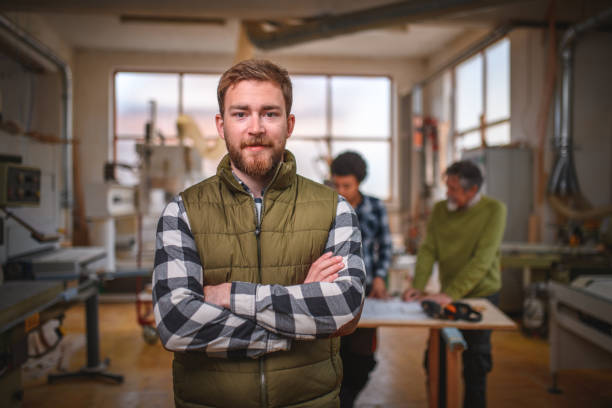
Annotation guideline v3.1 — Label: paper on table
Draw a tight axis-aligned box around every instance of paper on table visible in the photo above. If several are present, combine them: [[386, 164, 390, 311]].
[[361, 297, 428, 321]]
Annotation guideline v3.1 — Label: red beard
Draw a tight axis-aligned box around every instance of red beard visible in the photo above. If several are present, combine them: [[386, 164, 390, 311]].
[[225, 135, 284, 177]]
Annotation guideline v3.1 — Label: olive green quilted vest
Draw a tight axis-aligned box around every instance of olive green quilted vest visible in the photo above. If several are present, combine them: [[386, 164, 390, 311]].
[[175, 151, 341, 408]]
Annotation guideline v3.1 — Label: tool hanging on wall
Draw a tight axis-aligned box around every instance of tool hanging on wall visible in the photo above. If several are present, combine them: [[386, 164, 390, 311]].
[[0, 207, 60, 243]]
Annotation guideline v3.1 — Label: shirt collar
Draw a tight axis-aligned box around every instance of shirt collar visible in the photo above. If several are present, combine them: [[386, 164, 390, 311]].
[[232, 172, 265, 198], [447, 191, 482, 211]]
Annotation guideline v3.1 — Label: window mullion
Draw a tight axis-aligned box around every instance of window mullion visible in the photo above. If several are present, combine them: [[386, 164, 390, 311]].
[[179, 73, 184, 116], [481, 50, 487, 147], [325, 75, 332, 168]]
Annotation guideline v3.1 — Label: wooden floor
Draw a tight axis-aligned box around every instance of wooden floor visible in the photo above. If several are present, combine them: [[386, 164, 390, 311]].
[[21, 302, 612, 408]]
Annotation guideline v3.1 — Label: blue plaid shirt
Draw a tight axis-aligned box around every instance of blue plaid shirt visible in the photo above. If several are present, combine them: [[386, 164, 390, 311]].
[[354, 193, 393, 289]]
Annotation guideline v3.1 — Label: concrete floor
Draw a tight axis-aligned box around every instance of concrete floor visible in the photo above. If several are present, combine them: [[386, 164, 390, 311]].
[[20, 303, 612, 407]]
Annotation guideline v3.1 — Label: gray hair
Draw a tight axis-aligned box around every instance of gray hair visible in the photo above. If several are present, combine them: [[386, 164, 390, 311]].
[[445, 160, 484, 192]]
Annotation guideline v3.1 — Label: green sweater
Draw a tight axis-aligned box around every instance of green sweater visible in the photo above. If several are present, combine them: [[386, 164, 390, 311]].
[[412, 195, 507, 300]]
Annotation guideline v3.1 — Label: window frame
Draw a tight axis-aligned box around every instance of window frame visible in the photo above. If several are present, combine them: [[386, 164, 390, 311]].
[[288, 73, 394, 201], [451, 37, 510, 155], [112, 70, 394, 200]]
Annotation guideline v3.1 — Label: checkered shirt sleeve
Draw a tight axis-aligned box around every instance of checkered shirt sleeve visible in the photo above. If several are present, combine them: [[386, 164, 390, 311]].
[[360, 195, 393, 282], [231, 197, 366, 339], [152, 195, 291, 358]]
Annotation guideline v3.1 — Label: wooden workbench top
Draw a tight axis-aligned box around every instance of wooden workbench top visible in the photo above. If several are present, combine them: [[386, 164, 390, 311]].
[[358, 298, 517, 330]]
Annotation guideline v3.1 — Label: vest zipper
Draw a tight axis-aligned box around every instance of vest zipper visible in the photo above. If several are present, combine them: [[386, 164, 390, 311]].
[[254, 198, 268, 407], [259, 356, 268, 407]]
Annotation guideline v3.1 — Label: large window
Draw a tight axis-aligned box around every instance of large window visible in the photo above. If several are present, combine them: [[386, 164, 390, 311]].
[[454, 38, 510, 152], [114, 72, 392, 199], [289, 75, 392, 199], [114, 72, 220, 185]]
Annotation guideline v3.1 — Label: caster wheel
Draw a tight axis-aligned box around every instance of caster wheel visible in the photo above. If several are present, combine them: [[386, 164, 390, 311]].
[[142, 325, 159, 345]]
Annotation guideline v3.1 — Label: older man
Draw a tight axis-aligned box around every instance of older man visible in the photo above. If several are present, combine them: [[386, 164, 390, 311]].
[[404, 160, 506, 408]]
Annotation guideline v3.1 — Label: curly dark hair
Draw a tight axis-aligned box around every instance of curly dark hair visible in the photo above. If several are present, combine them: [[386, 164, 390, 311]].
[[330, 151, 367, 182]]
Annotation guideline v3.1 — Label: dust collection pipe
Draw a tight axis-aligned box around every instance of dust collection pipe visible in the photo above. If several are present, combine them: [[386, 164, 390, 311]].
[[0, 14, 73, 211], [547, 6, 612, 220]]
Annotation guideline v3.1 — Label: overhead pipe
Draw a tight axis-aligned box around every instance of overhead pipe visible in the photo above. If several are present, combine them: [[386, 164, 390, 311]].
[[245, 0, 519, 51], [546, 39, 581, 196], [0, 14, 73, 211], [546, 6, 612, 220], [548, 196, 612, 221]]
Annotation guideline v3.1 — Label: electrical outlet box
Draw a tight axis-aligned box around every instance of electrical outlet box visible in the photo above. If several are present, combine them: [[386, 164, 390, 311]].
[[0, 163, 41, 207]]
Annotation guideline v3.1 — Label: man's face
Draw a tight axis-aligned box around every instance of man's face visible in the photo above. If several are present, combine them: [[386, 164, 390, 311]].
[[216, 80, 295, 178], [446, 174, 477, 209], [331, 174, 361, 205]]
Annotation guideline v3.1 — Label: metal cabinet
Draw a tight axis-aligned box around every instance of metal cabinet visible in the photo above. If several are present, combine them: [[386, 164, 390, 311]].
[[463, 147, 533, 312]]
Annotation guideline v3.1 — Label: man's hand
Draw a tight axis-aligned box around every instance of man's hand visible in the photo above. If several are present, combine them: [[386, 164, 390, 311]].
[[304, 252, 344, 283], [368, 276, 389, 299], [402, 287, 422, 302], [421, 292, 452, 306], [204, 282, 231, 309]]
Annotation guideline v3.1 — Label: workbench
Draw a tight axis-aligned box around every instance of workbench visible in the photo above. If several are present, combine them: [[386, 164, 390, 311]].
[[0, 278, 124, 406], [548, 277, 612, 393], [4, 247, 107, 280], [500, 242, 603, 288], [358, 298, 517, 408], [1, 246, 124, 406], [0, 281, 65, 406]]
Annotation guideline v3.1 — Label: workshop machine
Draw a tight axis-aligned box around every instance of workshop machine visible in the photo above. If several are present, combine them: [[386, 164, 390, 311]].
[[548, 275, 612, 393], [0, 145, 123, 406]]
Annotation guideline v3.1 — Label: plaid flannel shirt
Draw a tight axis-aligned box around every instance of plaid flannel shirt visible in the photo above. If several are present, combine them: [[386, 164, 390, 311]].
[[354, 194, 393, 288], [153, 190, 365, 359]]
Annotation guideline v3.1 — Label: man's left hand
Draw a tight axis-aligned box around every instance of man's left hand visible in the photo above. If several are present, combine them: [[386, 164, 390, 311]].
[[420, 292, 452, 306], [368, 276, 389, 299], [204, 283, 231, 309]]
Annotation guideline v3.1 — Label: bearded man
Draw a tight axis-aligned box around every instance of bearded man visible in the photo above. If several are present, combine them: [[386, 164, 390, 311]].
[[153, 59, 366, 408]]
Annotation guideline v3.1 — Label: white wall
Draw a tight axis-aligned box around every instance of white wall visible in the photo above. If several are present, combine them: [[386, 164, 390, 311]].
[[0, 15, 72, 261], [572, 32, 612, 207], [510, 28, 612, 242], [509, 29, 549, 146], [4, 12, 73, 66]]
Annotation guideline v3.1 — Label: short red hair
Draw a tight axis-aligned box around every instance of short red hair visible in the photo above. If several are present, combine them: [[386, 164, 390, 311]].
[[217, 59, 293, 117]]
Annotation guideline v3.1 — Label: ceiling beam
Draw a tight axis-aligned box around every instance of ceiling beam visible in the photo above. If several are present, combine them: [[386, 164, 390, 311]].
[[245, 0, 521, 50]]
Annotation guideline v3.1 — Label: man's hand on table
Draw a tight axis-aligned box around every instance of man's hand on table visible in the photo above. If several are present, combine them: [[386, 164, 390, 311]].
[[420, 292, 452, 306], [402, 288, 453, 306], [402, 287, 422, 302], [368, 276, 389, 299]]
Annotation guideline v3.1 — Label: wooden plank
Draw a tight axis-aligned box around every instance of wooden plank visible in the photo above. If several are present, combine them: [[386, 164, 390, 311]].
[[428, 329, 439, 408], [446, 344, 463, 408]]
